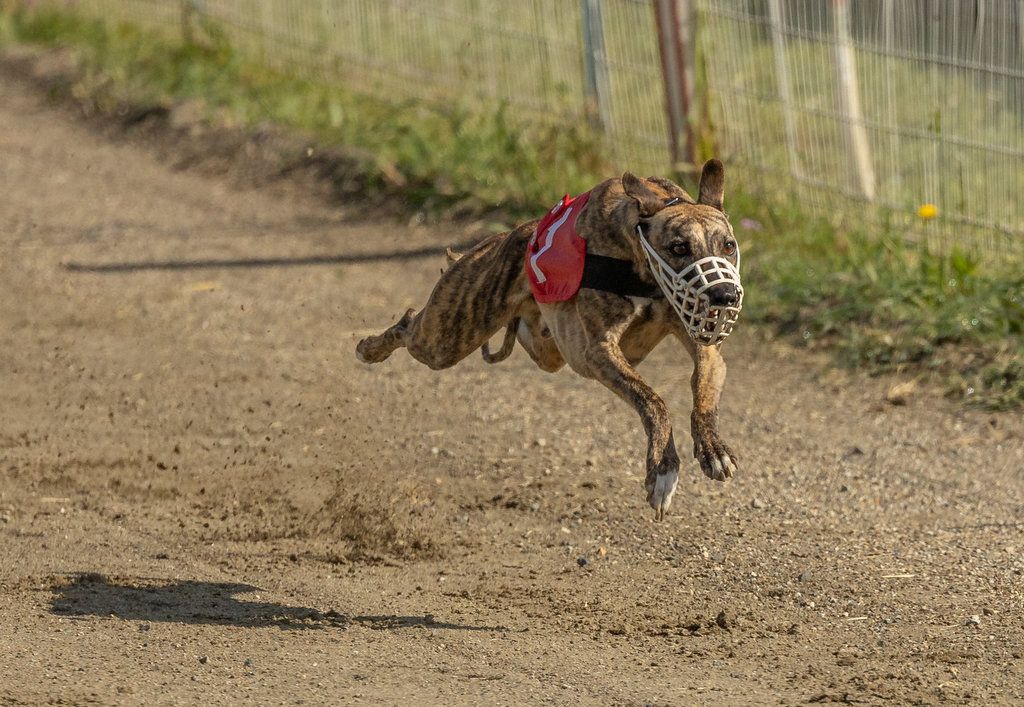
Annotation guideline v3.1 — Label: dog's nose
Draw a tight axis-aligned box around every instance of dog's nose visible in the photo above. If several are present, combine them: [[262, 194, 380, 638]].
[[707, 284, 739, 307]]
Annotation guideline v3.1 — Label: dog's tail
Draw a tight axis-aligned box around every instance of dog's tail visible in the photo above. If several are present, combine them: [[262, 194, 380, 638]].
[[481, 318, 519, 364]]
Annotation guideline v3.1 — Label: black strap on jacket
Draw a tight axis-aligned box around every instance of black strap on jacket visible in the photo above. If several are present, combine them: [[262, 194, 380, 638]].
[[578, 196, 682, 299], [579, 253, 663, 299]]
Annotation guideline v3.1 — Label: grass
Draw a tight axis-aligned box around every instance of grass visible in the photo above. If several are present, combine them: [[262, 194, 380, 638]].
[[1, 5, 1021, 409], [733, 193, 1024, 410], [0, 5, 607, 218]]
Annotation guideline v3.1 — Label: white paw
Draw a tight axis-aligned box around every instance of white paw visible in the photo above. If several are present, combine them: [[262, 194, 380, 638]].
[[648, 470, 679, 521]]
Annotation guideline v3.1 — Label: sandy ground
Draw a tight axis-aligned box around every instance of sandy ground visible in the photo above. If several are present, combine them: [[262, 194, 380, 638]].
[[1, 56, 1023, 705]]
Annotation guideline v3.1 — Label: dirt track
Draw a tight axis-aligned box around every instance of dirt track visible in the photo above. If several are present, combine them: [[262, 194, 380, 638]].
[[1, 58, 1023, 705]]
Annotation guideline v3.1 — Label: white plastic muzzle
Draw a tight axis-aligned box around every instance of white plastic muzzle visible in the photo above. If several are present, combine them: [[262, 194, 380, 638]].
[[636, 225, 744, 346]]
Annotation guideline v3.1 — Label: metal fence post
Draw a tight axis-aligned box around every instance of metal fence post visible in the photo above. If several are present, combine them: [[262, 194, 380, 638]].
[[654, 0, 696, 171], [180, 0, 195, 45], [581, 0, 612, 132]]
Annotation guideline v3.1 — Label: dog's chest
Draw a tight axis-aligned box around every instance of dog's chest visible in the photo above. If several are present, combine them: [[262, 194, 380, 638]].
[[619, 298, 675, 364]]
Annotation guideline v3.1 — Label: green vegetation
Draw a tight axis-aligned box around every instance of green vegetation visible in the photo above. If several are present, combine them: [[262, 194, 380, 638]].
[[1, 6, 1020, 409], [0, 6, 607, 216], [734, 195, 1024, 410]]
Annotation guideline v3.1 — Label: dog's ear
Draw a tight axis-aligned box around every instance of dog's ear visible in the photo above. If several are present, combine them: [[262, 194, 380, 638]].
[[645, 176, 695, 204], [622, 172, 666, 218], [697, 159, 725, 210]]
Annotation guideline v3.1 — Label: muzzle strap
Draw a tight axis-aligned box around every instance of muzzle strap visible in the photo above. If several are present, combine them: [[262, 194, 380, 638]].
[[579, 253, 664, 299]]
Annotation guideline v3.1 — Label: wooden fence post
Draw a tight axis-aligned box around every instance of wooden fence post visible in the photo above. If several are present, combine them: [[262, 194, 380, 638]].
[[581, 0, 612, 132], [654, 0, 697, 171], [180, 0, 195, 45]]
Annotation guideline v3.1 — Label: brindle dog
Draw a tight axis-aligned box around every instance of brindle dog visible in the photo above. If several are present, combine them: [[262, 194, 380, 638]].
[[357, 160, 739, 519]]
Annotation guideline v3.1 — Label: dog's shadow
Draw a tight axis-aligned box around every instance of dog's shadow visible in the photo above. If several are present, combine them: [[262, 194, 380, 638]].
[[50, 573, 507, 632]]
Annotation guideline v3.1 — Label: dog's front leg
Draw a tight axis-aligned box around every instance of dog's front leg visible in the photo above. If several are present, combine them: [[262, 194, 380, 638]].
[[688, 344, 737, 481], [584, 341, 679, 520]]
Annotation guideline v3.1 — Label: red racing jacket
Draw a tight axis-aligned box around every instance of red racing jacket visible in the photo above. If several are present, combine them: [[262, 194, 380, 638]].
[[525, 191, 591, 303]]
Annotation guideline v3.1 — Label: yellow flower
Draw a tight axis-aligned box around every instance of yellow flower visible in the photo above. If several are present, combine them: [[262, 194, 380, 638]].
[[918, 203, 938, 220]]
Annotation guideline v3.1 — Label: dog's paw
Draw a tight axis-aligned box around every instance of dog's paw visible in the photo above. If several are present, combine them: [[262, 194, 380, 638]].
[[355, 339, 371, 363], [694, 436, 737, 481], [691, 412, 737, 482], [645, 469, 679, 521], [355, 337, 385, 364]]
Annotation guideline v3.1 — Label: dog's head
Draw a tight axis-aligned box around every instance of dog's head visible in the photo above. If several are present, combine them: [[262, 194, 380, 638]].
[[608, 161, 744, 345], [616, 160, 740, 308]]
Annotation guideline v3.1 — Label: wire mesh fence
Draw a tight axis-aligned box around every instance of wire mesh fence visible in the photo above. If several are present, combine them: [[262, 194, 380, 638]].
[[37, 0, 1024, 255], [704, 0, 1024, 255]]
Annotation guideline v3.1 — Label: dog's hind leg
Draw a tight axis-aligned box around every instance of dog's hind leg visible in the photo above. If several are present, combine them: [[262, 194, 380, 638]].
[[513, 304, 565, 373], [358, 223, 535, 371], [356, 308, 415, 364], [481, 318, 519, 364], [358, 304, 510, 371]]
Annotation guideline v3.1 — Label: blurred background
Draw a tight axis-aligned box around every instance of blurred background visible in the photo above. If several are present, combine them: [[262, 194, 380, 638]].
[[14, 0, 1024, 253]]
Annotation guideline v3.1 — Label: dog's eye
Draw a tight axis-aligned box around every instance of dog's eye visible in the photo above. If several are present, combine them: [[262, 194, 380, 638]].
[[669, 243, 690, 258], [723, 240, 737, 256]]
